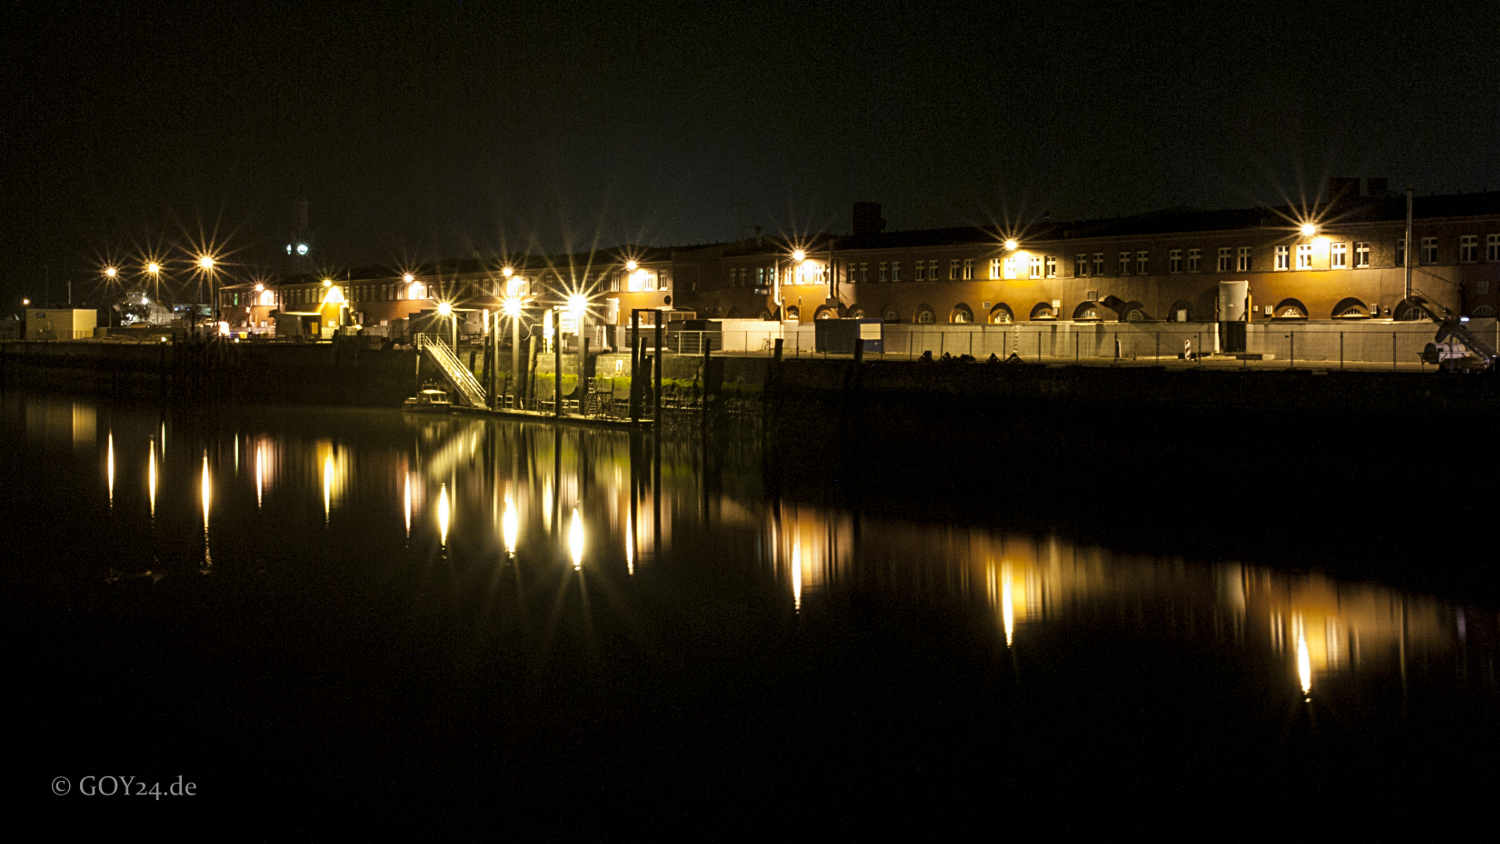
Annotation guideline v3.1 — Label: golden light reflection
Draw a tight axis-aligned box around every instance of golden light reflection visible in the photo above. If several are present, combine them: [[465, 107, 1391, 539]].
[[322, 451, 334, 524], [625, 509, 634, 576], [147, 439, 157, 519], [437, 484, 450, 546], [256, 443, 265, 508], [200, 452, 211, 528], [404, 473, 413, 539], [568, 507, 585, 570], [792, 539, 802, 612], [502, 493, 518, 557], [1002, 563, 1015, 647], [200, 451, 213, 571], [1297, 632, 1312, 698], [106, 431, 114, 508]]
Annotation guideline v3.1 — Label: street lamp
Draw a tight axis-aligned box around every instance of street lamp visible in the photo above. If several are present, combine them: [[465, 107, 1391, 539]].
[[437, 300, 456, 349]]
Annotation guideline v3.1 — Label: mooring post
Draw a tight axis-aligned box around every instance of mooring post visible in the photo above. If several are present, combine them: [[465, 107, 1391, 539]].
[[653, 321, 663, 423]]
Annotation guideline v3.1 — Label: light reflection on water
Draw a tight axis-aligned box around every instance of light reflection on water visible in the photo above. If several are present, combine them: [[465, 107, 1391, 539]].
[[7, 393, 1497, 709]]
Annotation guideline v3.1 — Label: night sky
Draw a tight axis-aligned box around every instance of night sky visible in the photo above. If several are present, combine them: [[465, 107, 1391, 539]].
[[5, 0, 1498, 307]]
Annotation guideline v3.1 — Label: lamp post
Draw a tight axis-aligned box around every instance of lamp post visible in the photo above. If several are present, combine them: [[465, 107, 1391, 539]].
[[503, 269, 523, 408], [437, 300, 455, 350]]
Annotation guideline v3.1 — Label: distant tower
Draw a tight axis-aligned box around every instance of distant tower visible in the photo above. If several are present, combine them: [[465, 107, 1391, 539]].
[[285, 199, 315, 271]]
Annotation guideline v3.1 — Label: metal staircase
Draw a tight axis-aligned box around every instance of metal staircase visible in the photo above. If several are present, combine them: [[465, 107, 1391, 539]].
[[416, 334, 488, 407]]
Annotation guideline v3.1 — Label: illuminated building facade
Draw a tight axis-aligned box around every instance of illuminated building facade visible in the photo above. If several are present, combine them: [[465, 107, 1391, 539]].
[[249, 181, 1500, 341]]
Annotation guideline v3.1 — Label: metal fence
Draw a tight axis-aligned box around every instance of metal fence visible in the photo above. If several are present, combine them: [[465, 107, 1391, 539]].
[[665, 319, 1498, 369]]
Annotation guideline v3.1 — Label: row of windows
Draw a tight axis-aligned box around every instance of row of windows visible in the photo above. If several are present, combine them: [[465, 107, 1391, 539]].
[[833, 234, 1500, 285]]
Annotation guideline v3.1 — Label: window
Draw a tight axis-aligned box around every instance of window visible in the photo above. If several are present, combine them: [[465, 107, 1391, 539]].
[[1274, 245, 1290, 271], [1296, 243, 1312, 270], [1331, 242, 1347, 269], [1218, 247, 1232, 272], [1169, 249, 1182, 273], [963, 258, 974, 280], [1075, 254, 1089, 276], [1004, 256, 1021, 279], [1045, 256, 1057, 278], [1488, 234, 1500, 262], [1093, 253, 1105, 276], [891, 261, 901, 282], [1029, 256, 1043, 279], [915, 260, 926, 281], [1355, 242, 1370, 267], [1237, 246, 1253, 272], [990, 258, 1002, 279], [1136, 251, 1149, 274], [1461, 235, 1478, 263], [950, 259, 961, 280], [1396, 239, 1405, 266], [879, 262, 889, 282], [859, 262, 868, 283], [1187, 248, 1201, 272], [1422, 237, 1437, 265], [1119, 252, 1131, 275]]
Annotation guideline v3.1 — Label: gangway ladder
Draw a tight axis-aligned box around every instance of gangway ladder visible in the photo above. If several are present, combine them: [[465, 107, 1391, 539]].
[[416, 334, 490, 408]]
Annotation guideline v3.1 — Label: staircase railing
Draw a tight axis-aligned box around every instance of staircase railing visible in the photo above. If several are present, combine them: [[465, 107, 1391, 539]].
[[416, 334, 488, 407]]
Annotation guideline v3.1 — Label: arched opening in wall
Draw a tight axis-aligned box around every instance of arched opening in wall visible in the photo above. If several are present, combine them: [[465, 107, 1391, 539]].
[[1471, 305, 1496, 318], [848, 306, 866, 319], [1119, 301, 1150, 322], [882, 307, 901, 323], [1331, 297, 1371, 319], [950, 303, 974, 323], [915, 304, 937, 324], [1272, 298, 1308, 319], [759, 309, 773, 320], [726, 305, 743, 318], [1393, 299, 1432, 321], [988, 303, 1014, 324], [785, 306, 801, 321], [1072, 301, 1103, 321], [1167, 300, 1193, 322], [1029, 302, 1056, 321], [813, 305, 838, 319]]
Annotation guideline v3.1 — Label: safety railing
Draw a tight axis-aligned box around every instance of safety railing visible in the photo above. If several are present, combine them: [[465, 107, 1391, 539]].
[[416, 334, 489, 407]]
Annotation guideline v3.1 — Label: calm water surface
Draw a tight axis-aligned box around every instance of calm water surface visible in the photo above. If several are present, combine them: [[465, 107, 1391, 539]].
[[8, 393, 1498, 834]]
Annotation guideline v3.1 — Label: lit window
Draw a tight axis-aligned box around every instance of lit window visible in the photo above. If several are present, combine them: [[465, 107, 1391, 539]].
[[1296, 243, 1312, 270], [1275, 245, 1290, 271], [1422, 237, 1437, 265], [1029, 256, 1043, 278], [879, 262, 889, 282], [1461, 235, 1478, 263], [1045, 256, 1057, 278], [990, 258, 1002, 279], [1136, 251, 1148, 274], [1093, 253, 1105, 276], [1169, 249, 1182, 273], [1355, 242, 1371, 267], [1237, 246, 1252, 272], [1218, 247, 1232, 272], [1331, 242, 1348, 269], [1076, 254, 1089, 277], [1488, 234, 1500, 262], [1119, 252, 1131, 275], [963, 258, 974, 280], [891, 261, 901, 282], [1187, 249, 1201, 272], [1004, 256, 1021, 279], [950, 259, 960, 280]]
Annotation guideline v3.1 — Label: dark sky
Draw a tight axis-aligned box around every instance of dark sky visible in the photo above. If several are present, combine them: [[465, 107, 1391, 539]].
[[5, 0, 1498, 305]]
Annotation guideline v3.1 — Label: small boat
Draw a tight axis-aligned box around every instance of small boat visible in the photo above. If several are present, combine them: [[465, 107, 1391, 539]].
[[402, 387, 454, 412]]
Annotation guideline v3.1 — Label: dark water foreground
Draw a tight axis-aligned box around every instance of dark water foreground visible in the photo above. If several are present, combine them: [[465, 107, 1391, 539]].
[[6, 391, 1498, 836]]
